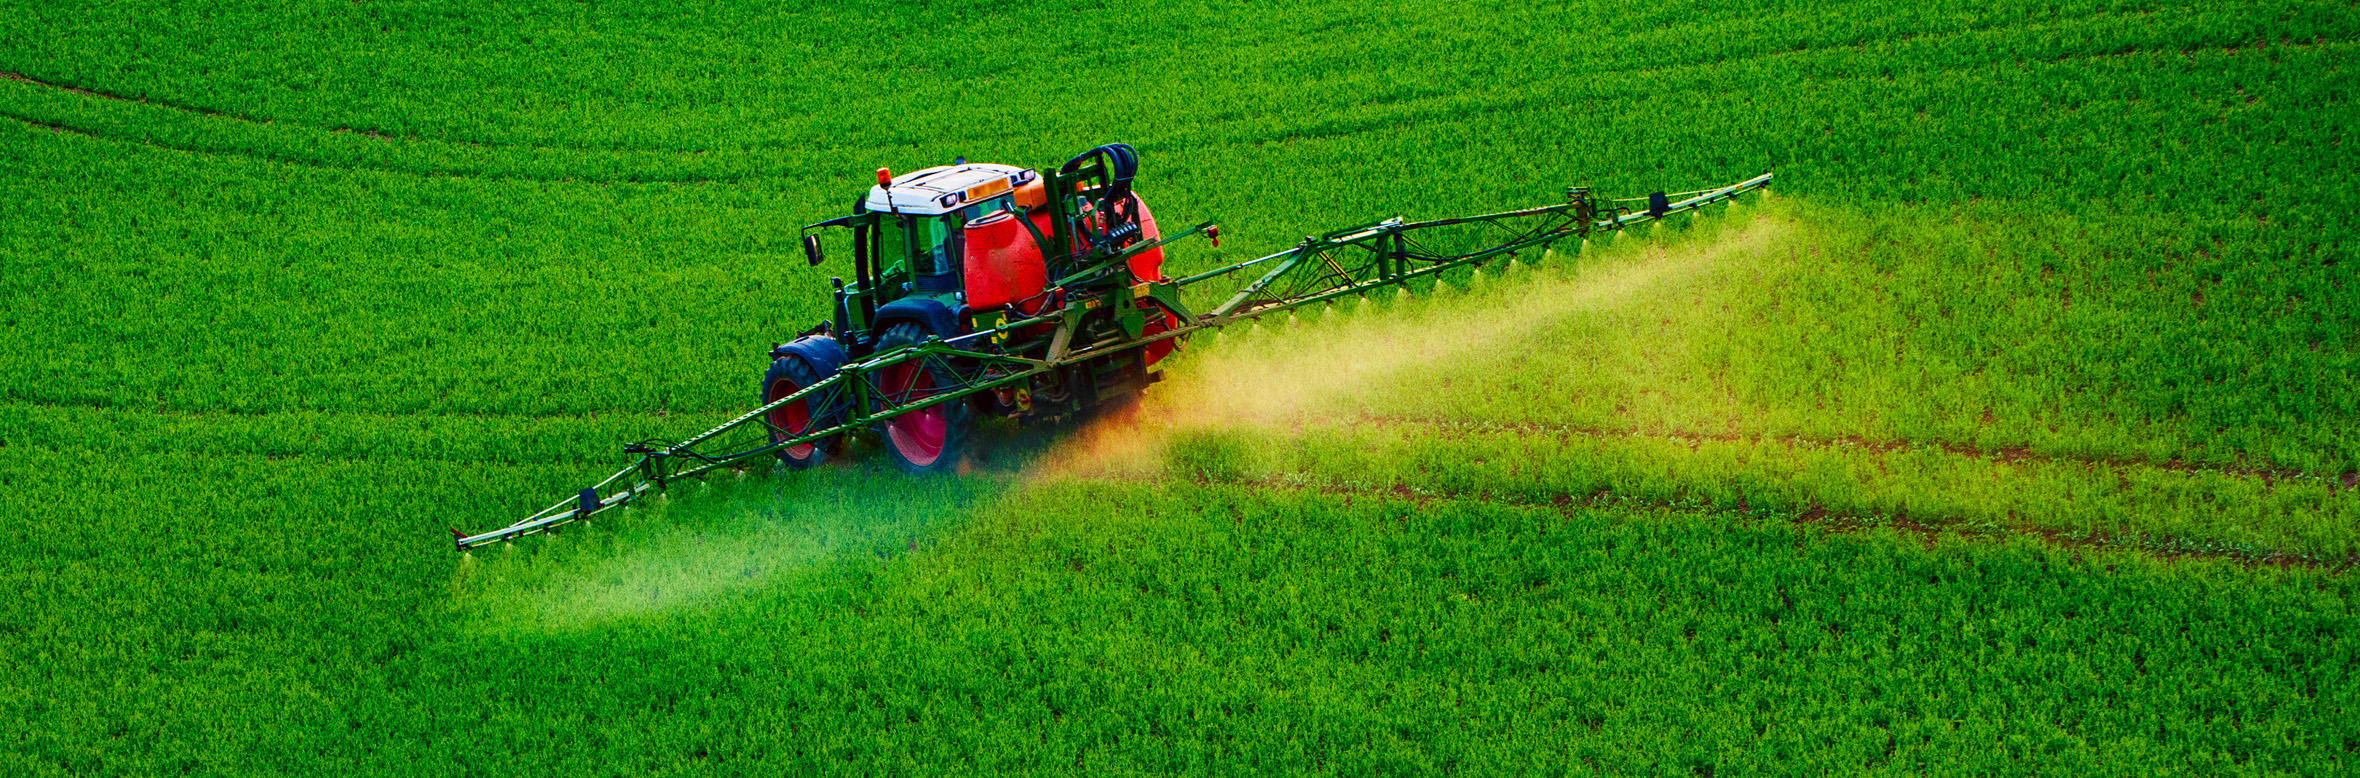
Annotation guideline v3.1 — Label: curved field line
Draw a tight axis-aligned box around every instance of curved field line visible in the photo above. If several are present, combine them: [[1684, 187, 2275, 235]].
[[1129, 468, 2352, 572], [0, 70, 712, 156], [1347, 414, 2360, 491], [1021, 407, 2357, 569], [0, 109, 755, 184]]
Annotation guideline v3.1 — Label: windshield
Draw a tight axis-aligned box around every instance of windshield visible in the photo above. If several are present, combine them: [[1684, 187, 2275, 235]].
[[907, 195, 1018, 279]]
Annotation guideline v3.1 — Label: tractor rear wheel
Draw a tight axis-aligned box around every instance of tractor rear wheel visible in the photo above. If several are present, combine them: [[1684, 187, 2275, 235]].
[[762, 355, 843, 469], [871, 322, 973, 475]]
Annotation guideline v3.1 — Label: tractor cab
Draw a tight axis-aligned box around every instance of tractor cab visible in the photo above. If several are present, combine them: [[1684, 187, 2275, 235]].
[[861, 163, 1038, 300], [802, 156, 1141, 357], [795, 145, 1175, 358]]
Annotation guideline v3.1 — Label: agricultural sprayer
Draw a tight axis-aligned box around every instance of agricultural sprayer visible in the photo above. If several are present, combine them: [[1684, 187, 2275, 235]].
[[453, 143, 1770, 550]]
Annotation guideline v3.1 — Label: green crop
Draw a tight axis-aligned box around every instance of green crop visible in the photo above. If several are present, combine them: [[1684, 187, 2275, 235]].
[[3, 0, 2354, 773]]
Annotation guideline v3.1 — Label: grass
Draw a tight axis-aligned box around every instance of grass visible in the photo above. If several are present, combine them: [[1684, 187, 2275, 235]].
[[20, 465, 2356, 774], [3, 0, 2356, 773]]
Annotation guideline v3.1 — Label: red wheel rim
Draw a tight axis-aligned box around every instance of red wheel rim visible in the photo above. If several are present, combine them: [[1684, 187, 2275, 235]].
[[765, 378, 816, 459], [881, 362, 946, 466]]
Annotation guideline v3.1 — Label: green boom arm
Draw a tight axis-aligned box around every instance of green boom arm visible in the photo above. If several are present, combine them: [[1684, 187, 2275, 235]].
[[452, 172, 1772, 551]]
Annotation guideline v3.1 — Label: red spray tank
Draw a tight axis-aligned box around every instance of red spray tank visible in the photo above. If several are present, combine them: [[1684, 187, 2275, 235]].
[[961, 210, 1049, 312], [960, 192, 1181, 365]]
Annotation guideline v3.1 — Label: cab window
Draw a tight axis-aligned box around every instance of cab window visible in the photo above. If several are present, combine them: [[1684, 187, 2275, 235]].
[[907, 195, 1017, 279], [873, 215, 910, 281], [916, 215, 955, 277]]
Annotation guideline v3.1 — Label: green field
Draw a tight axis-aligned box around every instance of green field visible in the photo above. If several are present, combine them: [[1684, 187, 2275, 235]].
[[5, 0, 2356, 774]]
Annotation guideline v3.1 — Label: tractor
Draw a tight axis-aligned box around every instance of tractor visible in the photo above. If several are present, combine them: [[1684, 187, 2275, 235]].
[[768, 143, 1190, 475]]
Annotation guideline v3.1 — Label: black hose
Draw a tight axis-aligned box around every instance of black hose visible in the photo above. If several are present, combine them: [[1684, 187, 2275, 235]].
[[1059, 143, 1140, 233]]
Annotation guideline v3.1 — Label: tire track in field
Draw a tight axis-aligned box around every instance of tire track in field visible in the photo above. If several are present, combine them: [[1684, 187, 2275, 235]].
[[0, 69, 933, 177], [1026, 410, 2356, 570], [2, 68, 988, 183], [0, 109, 752, 184], [1342, 414, 2360, 493], [0, 70, 707, 155], [1146, 467, 2352, 572], [1027, 416, 2354, 570]]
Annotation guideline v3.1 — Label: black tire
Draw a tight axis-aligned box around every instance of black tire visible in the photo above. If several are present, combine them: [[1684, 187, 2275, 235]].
[[870, 322, 973, 475], [761, 355, 844, 469]]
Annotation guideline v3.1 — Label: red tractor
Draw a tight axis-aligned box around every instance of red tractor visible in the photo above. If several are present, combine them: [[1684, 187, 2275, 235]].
[[770, 143, 1189, 474]]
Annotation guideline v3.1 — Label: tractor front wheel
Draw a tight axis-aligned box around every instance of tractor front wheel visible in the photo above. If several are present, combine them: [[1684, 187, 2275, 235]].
[[871, 322, 973, 475], [762, 355, 843, 469]]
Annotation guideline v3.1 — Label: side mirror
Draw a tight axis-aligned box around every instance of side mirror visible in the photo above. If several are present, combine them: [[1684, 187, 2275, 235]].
[[802, 234, 826, 266]]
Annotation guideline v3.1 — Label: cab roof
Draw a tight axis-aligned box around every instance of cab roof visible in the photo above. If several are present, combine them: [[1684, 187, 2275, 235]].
[[864, 163, 1037, 216]]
